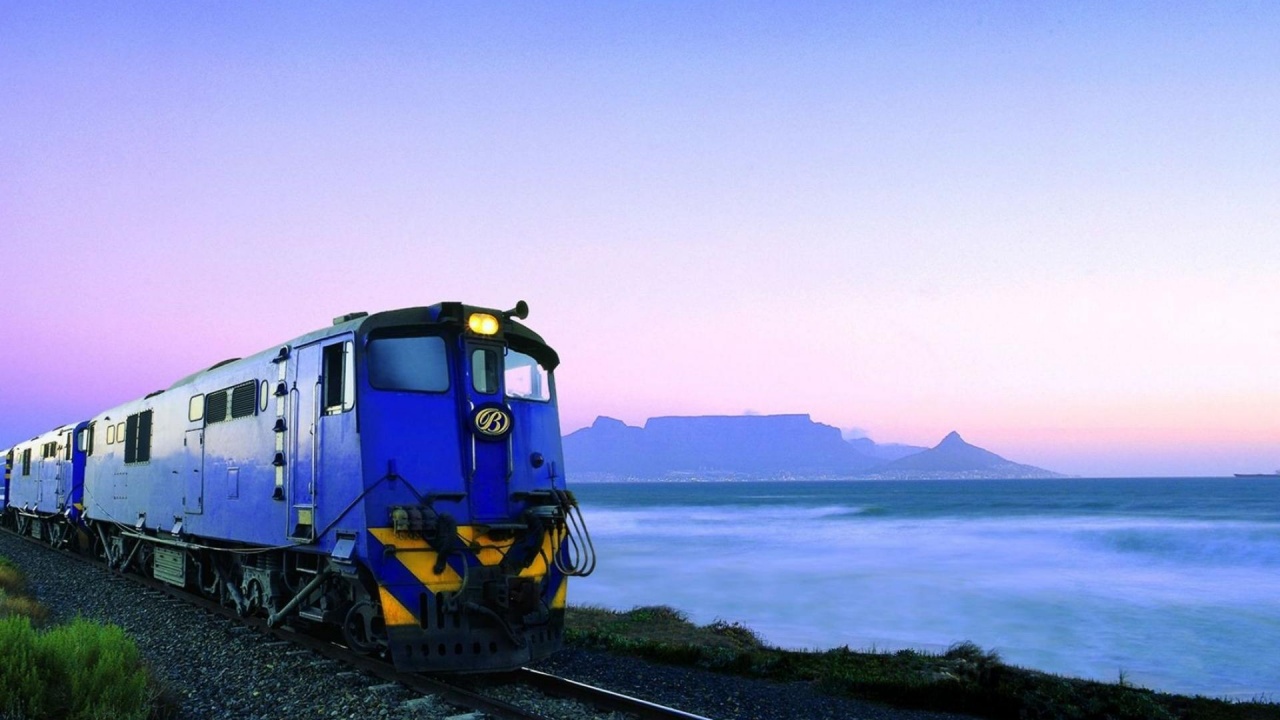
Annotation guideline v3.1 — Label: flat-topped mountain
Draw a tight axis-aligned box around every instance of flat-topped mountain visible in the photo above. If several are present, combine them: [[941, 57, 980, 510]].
[[563, 414, 880, 476], [563, 415, 1062, 480]]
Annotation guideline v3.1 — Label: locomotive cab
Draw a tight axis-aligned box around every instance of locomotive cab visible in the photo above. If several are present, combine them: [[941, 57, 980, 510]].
[[348, 302, 593, 672]]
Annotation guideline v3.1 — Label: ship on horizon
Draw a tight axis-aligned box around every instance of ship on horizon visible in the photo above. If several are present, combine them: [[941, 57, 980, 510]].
[[1233, 470, 1280, 478]]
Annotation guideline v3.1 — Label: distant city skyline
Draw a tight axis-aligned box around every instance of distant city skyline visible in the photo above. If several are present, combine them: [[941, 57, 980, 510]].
[[2, 3, 1276, 478]]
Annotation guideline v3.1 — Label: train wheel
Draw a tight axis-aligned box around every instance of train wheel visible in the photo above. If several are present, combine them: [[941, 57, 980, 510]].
[[342, 600, 385, 654], [245, 579, 264, 616], [48, 522, 66, 549], [87, 524, 107, 562]]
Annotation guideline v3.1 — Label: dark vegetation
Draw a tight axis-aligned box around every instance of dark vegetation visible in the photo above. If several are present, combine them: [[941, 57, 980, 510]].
[[0, 556, 171, 720], [565, 604, 1280, 720]]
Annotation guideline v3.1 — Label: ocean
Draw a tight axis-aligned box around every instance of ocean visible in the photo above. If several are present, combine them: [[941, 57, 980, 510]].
[[566, 477, 1280, 700]]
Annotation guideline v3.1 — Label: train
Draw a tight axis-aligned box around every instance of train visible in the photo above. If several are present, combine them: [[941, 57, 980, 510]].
[[0, 301, 594, 673]]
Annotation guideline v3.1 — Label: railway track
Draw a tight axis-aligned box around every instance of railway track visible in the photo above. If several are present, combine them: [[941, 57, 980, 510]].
[[1, 527, 714, 720], [505, 668, 715, 720]]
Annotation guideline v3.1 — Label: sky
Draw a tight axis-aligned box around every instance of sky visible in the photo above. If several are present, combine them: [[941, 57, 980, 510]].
[[1, 2, 1277, 477]]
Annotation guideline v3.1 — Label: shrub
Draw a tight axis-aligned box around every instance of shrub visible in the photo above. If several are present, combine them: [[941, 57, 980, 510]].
[[0, 615, 152, 720], [0, 615, 47, 718], [707, 619, 765, 650], [943, 640, 1003, 685], [628, 605, 688, 624], [40, 618, 152, 720]]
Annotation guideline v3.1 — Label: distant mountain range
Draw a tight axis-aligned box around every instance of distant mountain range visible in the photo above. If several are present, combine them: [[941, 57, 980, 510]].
[[562, 414, 1064, 480]]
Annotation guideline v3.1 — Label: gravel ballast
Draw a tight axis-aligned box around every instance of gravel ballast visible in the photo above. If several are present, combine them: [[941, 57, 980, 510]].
[[0, 531, 975, 720]]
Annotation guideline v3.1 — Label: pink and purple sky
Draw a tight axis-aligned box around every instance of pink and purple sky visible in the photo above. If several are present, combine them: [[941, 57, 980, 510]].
[[2, 3, 1276, 477]]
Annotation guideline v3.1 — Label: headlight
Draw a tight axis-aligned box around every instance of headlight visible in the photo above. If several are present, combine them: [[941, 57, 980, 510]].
[[468, 313, 500, 335]]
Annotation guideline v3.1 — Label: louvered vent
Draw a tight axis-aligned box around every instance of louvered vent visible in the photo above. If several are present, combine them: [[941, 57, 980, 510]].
[[135, 410, 152, 463], [230, 380, 257, 418], [206, 390, 228, 424]]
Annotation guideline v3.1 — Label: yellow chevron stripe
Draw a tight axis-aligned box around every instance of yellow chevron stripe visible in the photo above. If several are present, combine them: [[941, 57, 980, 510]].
[[518, 530, 557, 579], [378, 585, 416, 627], [370, 526, 556, 592], [456, 525, 515, 566], [369, 528, 463, 592], [551, 576, 568, 610]]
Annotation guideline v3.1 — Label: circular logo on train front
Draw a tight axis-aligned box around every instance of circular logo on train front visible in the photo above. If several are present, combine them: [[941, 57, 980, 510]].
[[471, 404, 513, 440]]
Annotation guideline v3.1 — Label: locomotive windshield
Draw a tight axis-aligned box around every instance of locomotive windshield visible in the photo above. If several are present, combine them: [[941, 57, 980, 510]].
[[363, 321, 554, 402], [367, 336, 450, 392], [505, 349, 550, 402]]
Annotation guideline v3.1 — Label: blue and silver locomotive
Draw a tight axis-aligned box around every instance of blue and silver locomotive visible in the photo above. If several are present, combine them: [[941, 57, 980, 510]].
[[5, 422, 89, 546], [3, 302, 593, 673]]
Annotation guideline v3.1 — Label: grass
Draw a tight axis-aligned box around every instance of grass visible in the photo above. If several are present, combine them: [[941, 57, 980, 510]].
[[0, 556, 26, 595], [565, 604, 1280, 720], [0, 593, 50, 626], [0, 556, 51, 625], [0, 554, 174, 720]]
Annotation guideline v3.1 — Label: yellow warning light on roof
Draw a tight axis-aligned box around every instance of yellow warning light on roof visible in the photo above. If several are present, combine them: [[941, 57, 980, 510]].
[[468, 313, 500, 335]]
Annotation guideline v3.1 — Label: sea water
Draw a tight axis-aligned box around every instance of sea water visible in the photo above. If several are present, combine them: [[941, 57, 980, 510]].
[[567, 478, 1280, 699]]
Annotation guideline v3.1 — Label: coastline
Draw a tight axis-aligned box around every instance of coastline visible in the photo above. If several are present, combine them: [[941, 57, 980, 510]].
[[561, 604, 1280, 719]]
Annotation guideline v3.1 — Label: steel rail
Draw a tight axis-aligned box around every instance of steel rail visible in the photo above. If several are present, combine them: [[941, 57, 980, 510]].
[[513, 667, 717, 720]]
